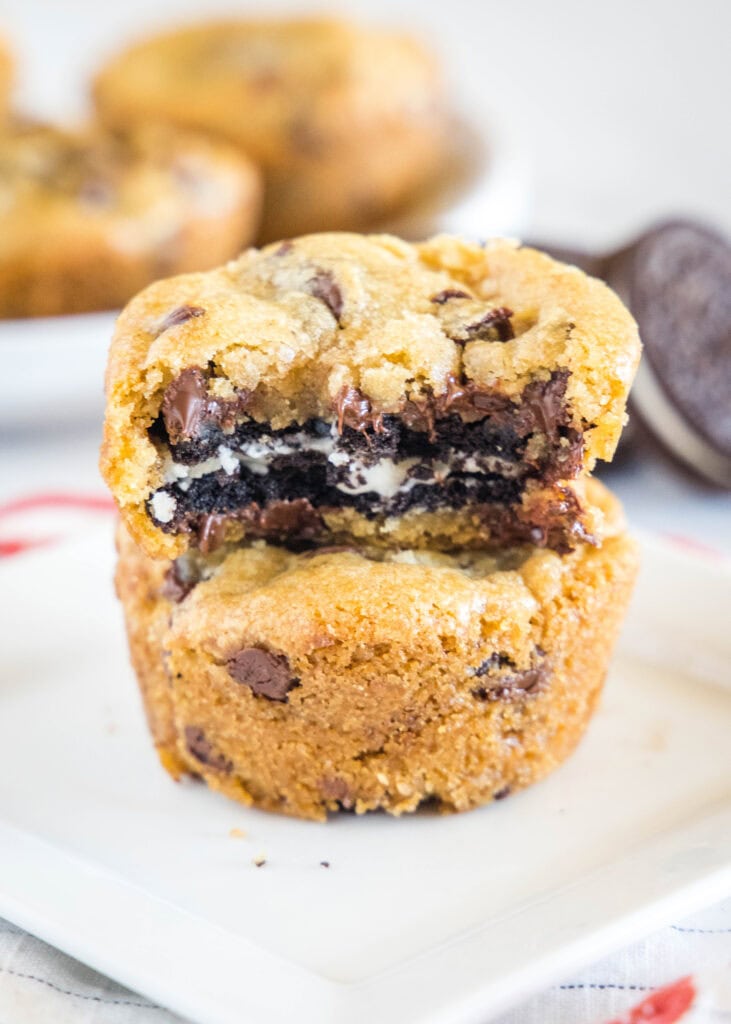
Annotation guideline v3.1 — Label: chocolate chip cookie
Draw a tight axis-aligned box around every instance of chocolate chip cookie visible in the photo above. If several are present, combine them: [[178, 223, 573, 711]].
[[93, 16, 450, 241], [100, 232, 641, 559], [0, 36, 12, 121], [115, 478, 638, 820], [0, 120, 261, 316]]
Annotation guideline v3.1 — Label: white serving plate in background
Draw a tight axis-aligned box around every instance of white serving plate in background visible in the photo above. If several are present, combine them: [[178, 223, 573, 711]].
[[0, 530, 729, 1024], [1, 111, 530, 431], [0, 310, 117, 428]]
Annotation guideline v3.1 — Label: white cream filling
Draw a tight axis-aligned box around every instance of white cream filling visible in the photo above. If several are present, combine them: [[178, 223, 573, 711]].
[[152, 427, 524, 523], [150, 490, 177, 524], [335, 457, 421, 498]]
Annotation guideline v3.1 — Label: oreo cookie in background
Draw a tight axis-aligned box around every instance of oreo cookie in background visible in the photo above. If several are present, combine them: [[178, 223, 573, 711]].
[[534, 220, 731, 488]]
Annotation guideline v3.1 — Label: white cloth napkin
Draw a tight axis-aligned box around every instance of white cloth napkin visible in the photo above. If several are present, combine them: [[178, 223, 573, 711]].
[[0, 901, 729, 1024]]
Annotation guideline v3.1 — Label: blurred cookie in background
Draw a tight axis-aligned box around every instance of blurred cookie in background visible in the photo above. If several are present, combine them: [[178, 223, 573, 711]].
[[535, 220, 731, 488], [0, 120, 261, 316], [93, 17, 451, 242], [0, 35, 12, 121]]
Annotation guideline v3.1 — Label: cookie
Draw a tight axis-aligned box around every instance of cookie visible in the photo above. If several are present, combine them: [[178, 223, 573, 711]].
[[0, 120, 261, 317], [608, 220, 731, 487], [115, 478, 638, 820], [0, 36, 12, 120], [100, 232, 641, 559], [533, 221, 731, 486], [93, 16, 449, 241]]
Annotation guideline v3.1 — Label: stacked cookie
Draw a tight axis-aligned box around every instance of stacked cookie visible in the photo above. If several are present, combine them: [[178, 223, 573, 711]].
[[102, 232, 641, 820]]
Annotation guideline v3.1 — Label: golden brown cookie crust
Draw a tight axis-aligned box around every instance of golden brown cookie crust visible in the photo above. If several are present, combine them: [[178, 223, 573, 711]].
[[0, 121, 261, 317], [116, 479, 638, 820], [93, 16, 449, 239], [100, 232, 640, 559]]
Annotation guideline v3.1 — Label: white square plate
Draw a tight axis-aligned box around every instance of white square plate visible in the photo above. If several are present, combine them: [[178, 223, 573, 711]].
[[0, 527, 730, 1024]]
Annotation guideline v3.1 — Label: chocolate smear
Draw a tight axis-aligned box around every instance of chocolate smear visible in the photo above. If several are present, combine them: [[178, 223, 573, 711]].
[[227, 647, 299, 702]]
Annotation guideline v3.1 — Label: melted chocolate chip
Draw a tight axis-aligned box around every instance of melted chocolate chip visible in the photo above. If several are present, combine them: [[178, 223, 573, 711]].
[[243, 499, 325, 539], [158, 304, 206, 334], [227, 647, 298, 702], [161, 563, 195, 602], [431, 288, 472, 304], [161, 367, 209, 444], [334, 386, 384, 434], [198, 513, 228, 553], [184, 726, 232, 773], [159, 367, 251, 446], [308, 270, 344, 322]]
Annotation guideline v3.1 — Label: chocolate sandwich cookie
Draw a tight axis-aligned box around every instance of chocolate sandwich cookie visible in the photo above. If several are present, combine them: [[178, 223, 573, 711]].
[[93, 16, 450, 241], [116, 478, 638, 820], [536, 220, 731, 487], [0, 120, 261, 317], [100, 232, 641, 559]]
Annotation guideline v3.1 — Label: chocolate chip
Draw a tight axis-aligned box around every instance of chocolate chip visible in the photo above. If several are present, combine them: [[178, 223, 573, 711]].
[[457, 306, 515, 343], [471, 650, 549, 701], [198, 513, 227, 553], [320, 860, 330, 868], [493, 786, 511, 800], [334, 385, 384, 434], [161, 367, 209, 444], [430, 288, 472, 304], [158, 304, 206, 334], [308, 270, 343, 322], [184, 726, 232, 773], [274, 240, 294, 256], [227, 647, 299, 702], [474, 651, 514, 676], [319, 777, 354, 808], [161, 562, 195, 602], [245, 499, 325, 540]]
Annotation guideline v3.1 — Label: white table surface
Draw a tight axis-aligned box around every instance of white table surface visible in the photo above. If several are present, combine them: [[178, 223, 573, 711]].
[[1, 0, 730, 1021]]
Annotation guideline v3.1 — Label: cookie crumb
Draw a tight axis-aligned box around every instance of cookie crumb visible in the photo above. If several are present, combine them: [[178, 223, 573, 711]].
[[252, 853, 267, 867], [320, 860, 330, 868], [229, 827, 247, 838]]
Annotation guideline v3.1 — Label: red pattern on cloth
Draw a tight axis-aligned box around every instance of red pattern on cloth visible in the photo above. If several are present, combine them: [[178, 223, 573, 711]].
[[606, 976, 696, 1024]]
